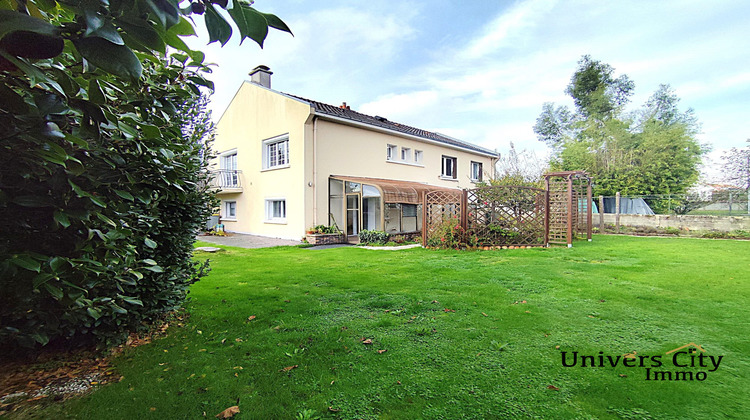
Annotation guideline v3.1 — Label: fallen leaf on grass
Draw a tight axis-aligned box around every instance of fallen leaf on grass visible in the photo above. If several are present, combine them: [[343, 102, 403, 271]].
[[525, 311, 531, 313], [247, 315, 256, 321], [377, 349, 387, 354], [547, 385, 560, 391], [431, 300, 439, 304], [215, 405, 240, 418], [328, 406, 341, 412], [361, 338, 373, 345], [481, 312, 488, 317], [221, 338, 226, 344], [279, 365, 298, 373], [444, 308, 455, 313], [235, 338, 243, 342], [619, 374, 627, 377]]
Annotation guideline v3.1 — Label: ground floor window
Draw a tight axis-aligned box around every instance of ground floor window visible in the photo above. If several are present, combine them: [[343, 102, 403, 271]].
[[265, 198, 286, 223], [224, 201, 237, 220]]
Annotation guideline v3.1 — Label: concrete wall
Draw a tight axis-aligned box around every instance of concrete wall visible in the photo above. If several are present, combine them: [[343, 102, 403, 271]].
[[599, 214, 750, 231]]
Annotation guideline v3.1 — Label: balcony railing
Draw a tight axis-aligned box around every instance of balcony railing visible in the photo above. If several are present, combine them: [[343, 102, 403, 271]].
[[209, 170, 242, 190]]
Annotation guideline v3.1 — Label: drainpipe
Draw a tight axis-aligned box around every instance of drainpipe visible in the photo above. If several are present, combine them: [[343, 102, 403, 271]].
[[313, 116, 318, 224]]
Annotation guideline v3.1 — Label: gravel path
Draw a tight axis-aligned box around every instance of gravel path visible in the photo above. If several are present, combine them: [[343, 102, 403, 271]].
[[196, 233, 301, 249]]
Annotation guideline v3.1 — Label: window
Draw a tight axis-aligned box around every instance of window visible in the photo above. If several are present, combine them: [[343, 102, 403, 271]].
[[386, 144, 397, 161], [224, 201, 237, 219], [262, 135, 289, 170], [471, 161, 483, 182], [220, 151, 238, 187], [441, 155, 457, 179], [265, 199, 286, 223], [401, 147, 411, 162], [414, 150, 423, 164]]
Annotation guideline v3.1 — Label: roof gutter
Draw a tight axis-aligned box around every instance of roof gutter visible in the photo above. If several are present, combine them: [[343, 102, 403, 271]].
[[313, 112, 499, 159]]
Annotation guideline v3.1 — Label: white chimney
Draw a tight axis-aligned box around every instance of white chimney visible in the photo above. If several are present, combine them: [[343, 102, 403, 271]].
[[249, 65, 272, 88]]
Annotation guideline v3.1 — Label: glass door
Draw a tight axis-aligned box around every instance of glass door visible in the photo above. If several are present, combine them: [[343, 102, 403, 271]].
[[346, 193, 360, 236]]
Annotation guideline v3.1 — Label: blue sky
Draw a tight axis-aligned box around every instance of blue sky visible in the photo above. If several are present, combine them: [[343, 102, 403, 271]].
[[188, 0, 750, 180]]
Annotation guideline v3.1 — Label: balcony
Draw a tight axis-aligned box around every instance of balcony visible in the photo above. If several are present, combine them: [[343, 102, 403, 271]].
[[209, 170, 243, 194]]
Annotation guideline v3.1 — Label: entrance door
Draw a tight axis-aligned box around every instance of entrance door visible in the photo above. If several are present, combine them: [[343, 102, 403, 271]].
[[346, 193, 360, 236]]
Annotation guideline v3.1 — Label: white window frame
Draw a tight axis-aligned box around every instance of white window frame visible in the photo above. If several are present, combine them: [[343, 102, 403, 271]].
[[401, 147, 411, 162], [414, 150, 423, 164], [219, 150, 239, 187], [386, 144, 397, 161], [264, 198, 287, 224], [441, 155, 457, 180], [262, 134, 290, 170], [471, 161, 483, 182], [223, 201, 237, 220]]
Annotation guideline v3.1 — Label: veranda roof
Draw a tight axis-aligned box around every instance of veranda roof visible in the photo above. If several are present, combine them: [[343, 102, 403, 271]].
[[330, 175, 459, 205]]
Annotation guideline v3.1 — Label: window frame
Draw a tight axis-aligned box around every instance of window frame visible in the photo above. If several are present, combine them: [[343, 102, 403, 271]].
[[471, 161, 483, 182], [441, 155, 458, 180], [262, 134, 290, 171], [264, 198, 287, 224], [414, 150, 423, 164], [400, 147, 411, 162], [219, 150, 239, 187], [386, 144, 397, 161], [223, 200, 237, 220]]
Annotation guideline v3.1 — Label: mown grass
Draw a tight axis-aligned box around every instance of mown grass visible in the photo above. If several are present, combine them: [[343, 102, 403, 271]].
[[24, 235, 750, 419]]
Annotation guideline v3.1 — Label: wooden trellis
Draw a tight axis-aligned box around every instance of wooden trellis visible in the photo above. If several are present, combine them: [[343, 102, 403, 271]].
[[422, 173, 592, 248], [466, 186, 547, 246], [544, 171, 592, 247], [422, 190, 464, 246]]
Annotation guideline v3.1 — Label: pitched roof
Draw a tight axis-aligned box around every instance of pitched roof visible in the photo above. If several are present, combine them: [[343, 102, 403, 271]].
[[286, 93, 498, 157]]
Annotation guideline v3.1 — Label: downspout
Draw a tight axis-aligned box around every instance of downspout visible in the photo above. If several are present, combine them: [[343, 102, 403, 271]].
[[313, 116, 318, 224]]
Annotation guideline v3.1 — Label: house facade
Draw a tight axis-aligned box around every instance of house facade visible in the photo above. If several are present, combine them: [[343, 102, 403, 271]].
[[211, 66, 498, 240]]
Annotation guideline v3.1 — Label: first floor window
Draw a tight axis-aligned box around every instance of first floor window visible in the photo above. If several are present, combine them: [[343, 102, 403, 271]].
[[471, 161, 483, 182], [263, 135, 289, 169], [401, 147, 411, 162], [442, 155, 457, 179], [220, 151, 238, 187], [386, 144, 397, 161], [414, 150, 423, 164], [224, 201, 237, 219], [265, 199, 286, 223]]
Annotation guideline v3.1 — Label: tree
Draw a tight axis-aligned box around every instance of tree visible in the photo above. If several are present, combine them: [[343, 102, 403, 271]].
[[0, 0, 291, 348], [533, 56, 706, 212], [721, 140, 750, 214]]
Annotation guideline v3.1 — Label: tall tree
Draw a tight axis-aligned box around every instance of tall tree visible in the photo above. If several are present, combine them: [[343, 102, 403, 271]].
[[533, 56, 706, 212]]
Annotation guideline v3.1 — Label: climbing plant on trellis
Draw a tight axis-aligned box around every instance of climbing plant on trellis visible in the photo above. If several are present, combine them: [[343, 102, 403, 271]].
[[466, 186, 547, 246], [422, 172, 592, 248], [422, 190, 464, 247]]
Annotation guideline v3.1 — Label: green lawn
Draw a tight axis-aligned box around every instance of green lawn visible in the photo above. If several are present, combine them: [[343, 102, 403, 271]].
[[31, 235, 750, 419]]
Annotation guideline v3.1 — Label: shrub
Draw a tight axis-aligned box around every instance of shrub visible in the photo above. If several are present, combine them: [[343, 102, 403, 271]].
[[0, 0, 290, 350], [426, 219, 465, 249], [359, 230, 390, 245]]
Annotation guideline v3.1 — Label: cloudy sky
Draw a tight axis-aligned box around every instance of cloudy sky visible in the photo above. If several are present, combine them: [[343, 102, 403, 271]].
[[188, 0, 749, 180]]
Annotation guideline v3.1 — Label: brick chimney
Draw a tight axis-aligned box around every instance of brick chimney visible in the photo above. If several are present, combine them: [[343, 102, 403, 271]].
[[249, 65, 272, 88]]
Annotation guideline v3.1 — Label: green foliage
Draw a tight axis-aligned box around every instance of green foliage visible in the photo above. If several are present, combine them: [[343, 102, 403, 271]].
[[535, 56, 705, 199], [308, 224, 339, 235], [426, 219, 464, 249], [0, 0, 290, 348], [358, 230, 390, 245]]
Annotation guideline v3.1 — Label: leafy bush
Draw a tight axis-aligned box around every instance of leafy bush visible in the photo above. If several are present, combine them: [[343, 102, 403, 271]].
[[359, 230, 390, 245], [0, 0, 290, 349], [664, 227, 680, 235]]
